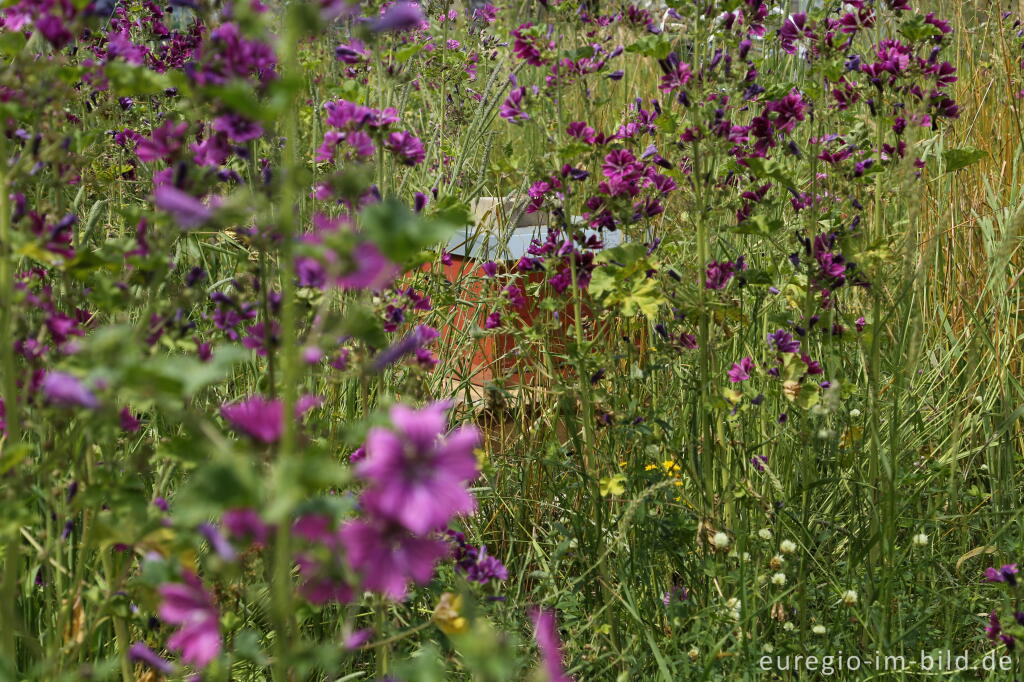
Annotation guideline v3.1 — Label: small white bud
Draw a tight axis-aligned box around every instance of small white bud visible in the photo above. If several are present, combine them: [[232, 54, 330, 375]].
[[712, 532, 730, 549], [758, 528, 773, 541], [912, 532, 929, 547], [812, 625, 827, 635], [841, 590, 858, 606], [783, 622, 795, 631]]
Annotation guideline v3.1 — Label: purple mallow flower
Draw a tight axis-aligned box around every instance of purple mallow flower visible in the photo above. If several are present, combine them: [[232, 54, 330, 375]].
[[199, 523, 236, 561], [768, 329, 801, 354], [154, 186, 213, 229], [339, 516, 449, 600], [372, 2, 425, 32], [41, 371, 99, 409], [500, 87, 529, 123], [448, 530, 508, 585], [530, 608, 573, 682], [355, 401, 480, 534], [220, 395, 320, 443], [337, 242, 400, 292], [728, 357, 754, 383], [136, 120, 187, 163], [158, 572, 221, 668], [385, 131, 426, 165], [222, 508, 272, 547], [128, 642, 174, 675], [985, 564, 1019, 586], [212, 114, 264, 143]]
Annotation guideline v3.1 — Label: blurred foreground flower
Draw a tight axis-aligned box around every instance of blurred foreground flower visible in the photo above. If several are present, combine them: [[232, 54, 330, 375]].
[[157, 572, 221, 668], [530, 607, 573, 682]]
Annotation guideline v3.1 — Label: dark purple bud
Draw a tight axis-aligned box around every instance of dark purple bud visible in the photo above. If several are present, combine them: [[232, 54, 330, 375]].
[[185, 267, 207, 287], [413, 192, 427, 212]]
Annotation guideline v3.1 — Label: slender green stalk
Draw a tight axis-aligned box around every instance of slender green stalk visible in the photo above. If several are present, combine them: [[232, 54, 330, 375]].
[[269, 9, 304, 681]]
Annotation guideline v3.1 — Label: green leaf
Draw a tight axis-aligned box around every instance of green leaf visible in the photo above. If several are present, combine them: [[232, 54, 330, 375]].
[[202, 81, 266, 124], [899, 15, 944, 42], [395, 42, 424, 62], [0, 30, 26, 58], [620, 277, 665, 318], [122, 346, 248, 400], [0, 442, 31, 476], [733, 215, 783, 236], [106, 60, 171, 96], [744, 158, 796, 188], [795, 383, 820, 410], [428, 195, 471, 227], [341, 304, 388, 349], [942, 147, 987, 173], [588, 267, 616, 298], [596, 242, 648, 266], [565, 45, 595, 60], [625, 34, 671, 60], [174, 454, 261, 525], [739, 269, 775, 286], [361, 198, 459, 263]]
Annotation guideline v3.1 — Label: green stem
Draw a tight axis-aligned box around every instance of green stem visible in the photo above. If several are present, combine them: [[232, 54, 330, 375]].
[[101, 552, 131, 682], [270, 9, 303, 681], [0, 139, 20, 672]]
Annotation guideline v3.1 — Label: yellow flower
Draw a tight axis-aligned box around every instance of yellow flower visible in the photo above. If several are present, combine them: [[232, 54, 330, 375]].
[[644, 464, 659, 471], [433, 592, 468, 635], [661, 460, 680, 474], [599, 474, 626, 497]]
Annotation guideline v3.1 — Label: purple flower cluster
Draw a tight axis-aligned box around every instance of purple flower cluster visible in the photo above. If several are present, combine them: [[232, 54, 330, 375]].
[[448, 529, 508, 585]]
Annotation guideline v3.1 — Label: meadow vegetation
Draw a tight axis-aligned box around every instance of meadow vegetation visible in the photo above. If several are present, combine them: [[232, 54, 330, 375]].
[[0, 0, 1023, 680]]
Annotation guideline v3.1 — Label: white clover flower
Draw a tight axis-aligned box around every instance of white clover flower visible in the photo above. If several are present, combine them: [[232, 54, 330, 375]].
[[783, 622, 795, 631], [812, 625, 827, 635], [780, 539, 797, 554], [849, 408, 861, 418], [758, 528, 773, 541], [688, 648, 699, 661], [771, 572, 787, 586], [912, 532, 929, 547], [712, 532, 730, 549], [841, 590, 858, 606]]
